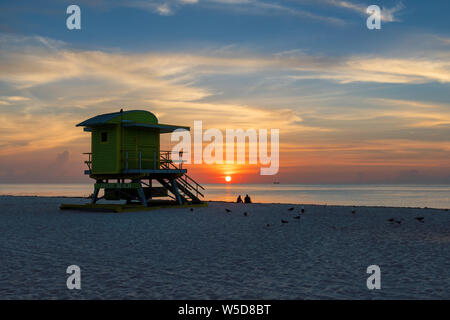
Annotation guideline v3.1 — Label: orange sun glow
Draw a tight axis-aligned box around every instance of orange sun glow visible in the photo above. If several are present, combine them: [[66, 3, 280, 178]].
[[225, 176, 232, 182]]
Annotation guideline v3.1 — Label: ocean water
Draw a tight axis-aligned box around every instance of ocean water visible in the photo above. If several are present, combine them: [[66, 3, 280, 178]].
[[0, 183, 449, 209]]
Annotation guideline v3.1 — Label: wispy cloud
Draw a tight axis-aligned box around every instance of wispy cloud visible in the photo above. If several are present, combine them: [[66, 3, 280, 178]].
[[3, 34, 448, 92], [371, 98, 450, 128], [207, 0, 346, 25], [0, 95, 31, 105], [322, 0, 405, 22], [436, 36, 450, 45], [87, 0, 346, 24]]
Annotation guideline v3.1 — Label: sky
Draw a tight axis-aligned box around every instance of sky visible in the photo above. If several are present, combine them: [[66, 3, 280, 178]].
[[0, 0, 449, 184]]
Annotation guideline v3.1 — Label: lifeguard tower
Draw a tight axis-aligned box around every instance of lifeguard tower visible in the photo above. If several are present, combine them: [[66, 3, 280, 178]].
[[67, 109, 204, 210]]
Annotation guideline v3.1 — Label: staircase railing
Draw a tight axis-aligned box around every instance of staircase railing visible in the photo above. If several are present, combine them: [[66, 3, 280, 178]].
[[160, 151, 204, 199]]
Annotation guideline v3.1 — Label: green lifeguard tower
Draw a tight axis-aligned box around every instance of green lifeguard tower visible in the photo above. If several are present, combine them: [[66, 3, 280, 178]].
[[73, 109, 204, 208]]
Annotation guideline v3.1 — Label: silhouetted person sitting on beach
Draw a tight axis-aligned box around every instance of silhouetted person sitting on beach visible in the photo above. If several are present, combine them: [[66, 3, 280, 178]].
[[236, 195, 243, 203], [244, 194, 252, 204]]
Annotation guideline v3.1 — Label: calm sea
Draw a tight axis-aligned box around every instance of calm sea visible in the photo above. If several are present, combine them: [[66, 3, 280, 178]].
[[0, 183, 449, 209]]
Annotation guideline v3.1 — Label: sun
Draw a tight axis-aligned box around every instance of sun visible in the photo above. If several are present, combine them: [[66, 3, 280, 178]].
[[225, 175, 232, 182]]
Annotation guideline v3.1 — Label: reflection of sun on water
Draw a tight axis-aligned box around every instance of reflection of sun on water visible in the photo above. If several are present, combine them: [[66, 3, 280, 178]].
[[225, 176, 232, 182]]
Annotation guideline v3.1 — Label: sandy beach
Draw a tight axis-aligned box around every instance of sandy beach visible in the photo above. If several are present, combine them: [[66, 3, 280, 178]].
[[0, 195, 449, 299]]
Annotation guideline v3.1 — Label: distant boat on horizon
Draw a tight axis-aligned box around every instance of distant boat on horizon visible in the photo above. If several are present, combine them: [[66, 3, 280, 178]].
[[273, 182, 280, 184]]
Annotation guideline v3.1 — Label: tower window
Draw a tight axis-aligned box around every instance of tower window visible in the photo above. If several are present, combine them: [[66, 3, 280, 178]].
[[101, 132, 108, 142]]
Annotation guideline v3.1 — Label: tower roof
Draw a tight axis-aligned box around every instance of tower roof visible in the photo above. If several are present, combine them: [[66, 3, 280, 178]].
[[76, 110, 189, 133]]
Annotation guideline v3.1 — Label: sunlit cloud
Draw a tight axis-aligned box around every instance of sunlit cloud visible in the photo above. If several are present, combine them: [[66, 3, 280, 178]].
[[288, 55, 450, 84], [0, 96, 31, 105], [2, 37, 449, 94], [0, 34, 449, 183], [371, 98, 450, 128]]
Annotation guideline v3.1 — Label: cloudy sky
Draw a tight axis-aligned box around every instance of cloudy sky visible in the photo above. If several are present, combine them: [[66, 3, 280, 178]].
[[0, 0, 449, 183]]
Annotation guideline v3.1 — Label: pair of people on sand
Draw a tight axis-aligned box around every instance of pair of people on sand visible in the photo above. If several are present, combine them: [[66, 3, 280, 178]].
[[236, 194, 252, 204]]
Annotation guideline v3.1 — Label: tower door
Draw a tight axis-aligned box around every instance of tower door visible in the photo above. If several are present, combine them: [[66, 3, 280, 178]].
[[137, 128, 159, 170], [140, 146, 158, 169]]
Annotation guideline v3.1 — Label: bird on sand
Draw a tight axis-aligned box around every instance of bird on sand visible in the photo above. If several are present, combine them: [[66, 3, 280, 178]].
[[281, 219, 289, 224], [301, 207, 305, 213], [225, 209, 231, 213], [352, 210, 356, 214], [190, 208, 194, 212], [293, 215, 301, 220], [388, 218, 402, 224], [243, 212, 248, 216], [415, 217, 424, 223], [266, 224, 270, 228], [288, 207, 294, 211]]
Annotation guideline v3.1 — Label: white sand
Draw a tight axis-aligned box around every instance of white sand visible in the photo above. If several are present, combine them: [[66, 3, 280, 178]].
[[0, 196, 449, 299]]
